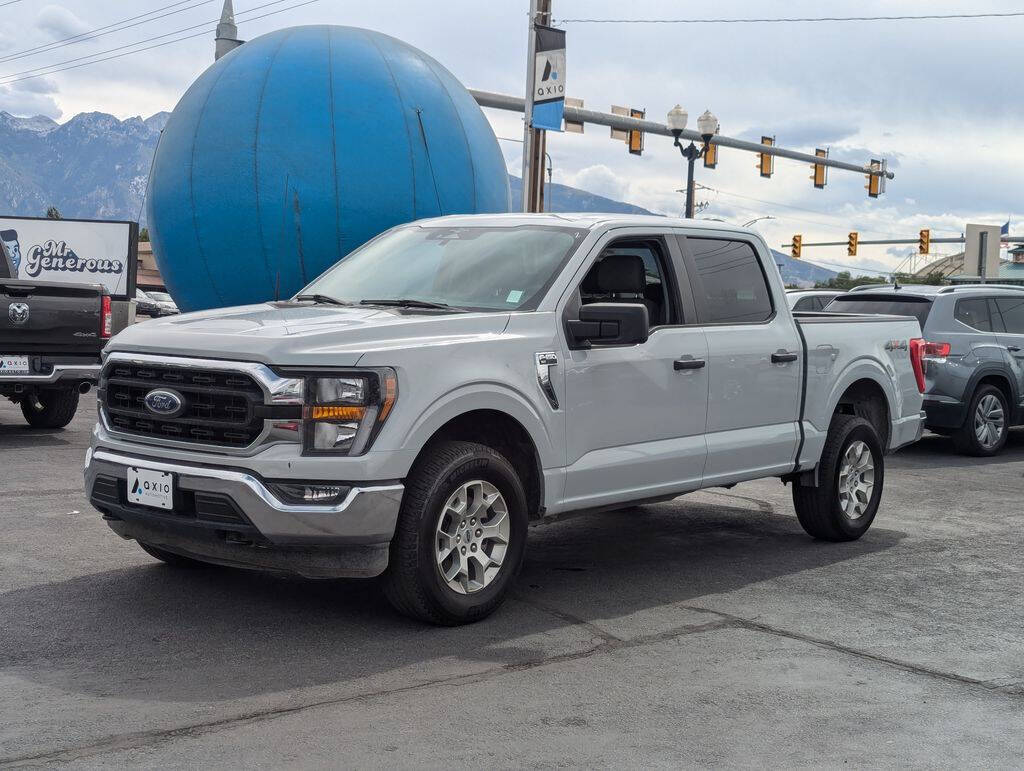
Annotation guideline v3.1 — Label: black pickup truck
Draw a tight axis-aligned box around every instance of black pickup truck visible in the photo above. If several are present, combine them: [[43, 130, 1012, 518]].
[[0, 278, 111, 428]]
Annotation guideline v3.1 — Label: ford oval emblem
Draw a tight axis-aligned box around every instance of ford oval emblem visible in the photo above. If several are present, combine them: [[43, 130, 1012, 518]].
[[143, 388, 184, 418]]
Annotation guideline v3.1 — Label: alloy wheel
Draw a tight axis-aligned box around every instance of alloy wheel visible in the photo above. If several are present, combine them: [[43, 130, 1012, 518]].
[[838, 440, 875, 520], [974, 394, 1005, 450], [434, 480, 510, 595]]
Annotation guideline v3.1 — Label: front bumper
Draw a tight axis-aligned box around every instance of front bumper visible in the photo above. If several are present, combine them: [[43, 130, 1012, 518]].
[[85, 448, 404, 578]]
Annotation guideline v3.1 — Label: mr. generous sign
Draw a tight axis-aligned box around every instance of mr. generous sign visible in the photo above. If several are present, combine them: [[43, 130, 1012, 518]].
[[0, 216, 135, 297], [24, 239, 124, 279]]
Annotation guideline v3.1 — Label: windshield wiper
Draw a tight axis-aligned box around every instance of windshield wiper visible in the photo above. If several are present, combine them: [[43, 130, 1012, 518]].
[[295, 293, 352, 306], [359, 298, 464, 311]]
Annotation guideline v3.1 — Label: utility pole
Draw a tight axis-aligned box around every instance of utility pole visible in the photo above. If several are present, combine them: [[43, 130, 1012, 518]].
[[521, 0, 551, 213]]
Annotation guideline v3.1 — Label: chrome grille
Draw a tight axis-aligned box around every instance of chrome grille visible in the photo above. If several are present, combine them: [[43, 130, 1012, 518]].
[[101, 361, 265, 447]]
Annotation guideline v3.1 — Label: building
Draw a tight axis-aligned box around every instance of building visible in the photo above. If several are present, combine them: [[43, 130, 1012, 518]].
[[214, 0, 243, 60], [136, 241, 166, 292]]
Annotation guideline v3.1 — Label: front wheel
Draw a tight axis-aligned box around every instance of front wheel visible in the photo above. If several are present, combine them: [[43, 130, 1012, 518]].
[[792, 414, 884, 542], [383, 441, 528, 625], [21, 387, 80, 428]]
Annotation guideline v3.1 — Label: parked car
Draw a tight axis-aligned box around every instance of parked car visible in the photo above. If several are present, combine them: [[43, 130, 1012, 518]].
[[825, 283, 1024, 456], [1, 277, 112, 427], [134, 288, 172, 318], [85, 214, 926, 624], [786, 289, 841, 312], [144, 290, 179, 315]]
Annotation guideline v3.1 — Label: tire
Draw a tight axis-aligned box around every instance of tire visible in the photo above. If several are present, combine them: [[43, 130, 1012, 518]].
[[792, 414, 885, 542], [383, 440, 529, 625], [21, 387, 80, 429], [952, 384, 1008, 457], [138, 542, 210, 568]]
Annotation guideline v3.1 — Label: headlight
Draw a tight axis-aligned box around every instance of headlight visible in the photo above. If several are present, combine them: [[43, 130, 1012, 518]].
[[301, 369, 397, 455]]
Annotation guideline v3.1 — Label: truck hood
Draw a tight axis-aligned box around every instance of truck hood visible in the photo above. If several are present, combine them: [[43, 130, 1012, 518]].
[[106, 302, 512, 366]]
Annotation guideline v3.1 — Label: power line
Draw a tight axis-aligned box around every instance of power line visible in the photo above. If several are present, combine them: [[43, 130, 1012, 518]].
[[0, 1, 211, 65], [0, 0, 320, 86], [1, 0, 292, 83], [0, 0, 24, 7], [699, 184, 962, 239], [555, 11, 1024, 24]]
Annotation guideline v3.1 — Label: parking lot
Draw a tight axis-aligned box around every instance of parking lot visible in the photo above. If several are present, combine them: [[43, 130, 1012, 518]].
[[1, 400, 1023, 768]]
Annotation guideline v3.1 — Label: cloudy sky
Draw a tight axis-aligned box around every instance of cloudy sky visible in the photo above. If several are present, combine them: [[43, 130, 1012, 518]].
[[1, 0, 1021, 274]]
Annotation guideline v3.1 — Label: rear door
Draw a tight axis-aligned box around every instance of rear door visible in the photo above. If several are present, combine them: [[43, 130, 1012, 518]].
[[676, 234, 802, 486], [991, 295, 1024, 415], [0, 280, 103, 355]]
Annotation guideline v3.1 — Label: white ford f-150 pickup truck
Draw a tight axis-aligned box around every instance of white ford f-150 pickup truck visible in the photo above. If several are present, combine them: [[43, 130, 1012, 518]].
[[85, 214, 926, 624]]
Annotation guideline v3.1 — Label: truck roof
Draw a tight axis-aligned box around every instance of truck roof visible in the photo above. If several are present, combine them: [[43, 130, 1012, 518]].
[[409, 212, 753, 234]]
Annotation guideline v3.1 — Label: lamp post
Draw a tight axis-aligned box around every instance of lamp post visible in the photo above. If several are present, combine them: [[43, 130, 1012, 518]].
[[668, 106, 718, 219]]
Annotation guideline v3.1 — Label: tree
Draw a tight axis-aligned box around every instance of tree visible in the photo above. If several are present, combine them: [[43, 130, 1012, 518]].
[[45, 206, 62, 219], [139, 228, 150, 242]]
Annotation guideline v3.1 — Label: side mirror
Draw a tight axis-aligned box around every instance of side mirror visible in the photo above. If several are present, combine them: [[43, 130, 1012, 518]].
[[567, 302, 649, 348]]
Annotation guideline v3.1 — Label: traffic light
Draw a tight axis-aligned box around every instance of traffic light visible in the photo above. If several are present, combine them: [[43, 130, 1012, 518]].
[[811, 148, 827, 189], [628, 108, 645, 155], [758, 136, 774, 178], [703, 136, 718, 168], [847, 232, 859, 257], [918, 228, 931, 255], [791, 234, 802, 259], [866, 159, 885, 198]]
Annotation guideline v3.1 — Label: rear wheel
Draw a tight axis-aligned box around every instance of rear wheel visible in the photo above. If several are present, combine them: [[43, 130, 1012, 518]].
[[792, 414, 884, 542], [383, 440, 528, 625], [953, 385, 1008, 456], [21, 387, 80, 429]]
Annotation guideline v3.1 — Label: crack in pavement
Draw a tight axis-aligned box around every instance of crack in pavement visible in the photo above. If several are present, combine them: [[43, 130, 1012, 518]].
[[677, 604, 1024, 697]]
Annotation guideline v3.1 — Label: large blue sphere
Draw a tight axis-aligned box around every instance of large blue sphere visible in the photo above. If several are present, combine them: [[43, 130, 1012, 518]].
[[147, 25, 510, 311]]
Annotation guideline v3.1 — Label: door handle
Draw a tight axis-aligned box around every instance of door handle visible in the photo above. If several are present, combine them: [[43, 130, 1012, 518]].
[[1008, 346, 1022, 353], [674, 358, 706, 370], [771, 352, 799, 364]]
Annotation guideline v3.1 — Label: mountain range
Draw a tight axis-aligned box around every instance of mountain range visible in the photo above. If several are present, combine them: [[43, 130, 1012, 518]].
[[0, 109, 836, 285]]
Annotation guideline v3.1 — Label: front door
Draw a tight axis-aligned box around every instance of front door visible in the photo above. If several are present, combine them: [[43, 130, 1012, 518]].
[[560, 233, 709, 510], [676, 234, 802, 486]]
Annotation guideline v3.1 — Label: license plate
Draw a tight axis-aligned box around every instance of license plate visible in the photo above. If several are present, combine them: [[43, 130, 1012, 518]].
[[127, 467, 174, 510], [0, 355, 30, 375]]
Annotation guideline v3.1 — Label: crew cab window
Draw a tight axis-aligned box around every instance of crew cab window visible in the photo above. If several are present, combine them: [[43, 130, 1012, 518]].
[[793, 296, 820, 312], [684, 238, 773, 324], [954, 298, 995, 332], [578, 239, 678, 326]]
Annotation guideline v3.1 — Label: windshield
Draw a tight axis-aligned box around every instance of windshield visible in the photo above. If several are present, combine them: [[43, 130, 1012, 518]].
[[148, 292, 172, 302], [298, 225, 586, 312], [824, 295, 934, 326]]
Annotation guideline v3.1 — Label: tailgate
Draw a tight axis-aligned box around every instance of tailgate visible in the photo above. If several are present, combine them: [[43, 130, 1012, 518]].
[[0, 279, 104, 355]]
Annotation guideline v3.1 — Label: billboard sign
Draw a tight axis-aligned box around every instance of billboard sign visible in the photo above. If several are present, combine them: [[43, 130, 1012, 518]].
[[0, 215, 137, 299]]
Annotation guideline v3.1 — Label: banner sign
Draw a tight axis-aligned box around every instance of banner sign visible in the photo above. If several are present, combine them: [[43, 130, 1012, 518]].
[[0, 216, 137, 299], [532, 24, 566, 132]]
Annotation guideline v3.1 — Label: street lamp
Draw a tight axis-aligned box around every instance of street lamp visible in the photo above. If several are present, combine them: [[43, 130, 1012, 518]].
[[668, 105, 718, 219]]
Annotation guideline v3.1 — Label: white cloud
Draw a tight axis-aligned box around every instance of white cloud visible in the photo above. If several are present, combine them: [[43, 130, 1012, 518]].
[[35, 5, 90, 39]]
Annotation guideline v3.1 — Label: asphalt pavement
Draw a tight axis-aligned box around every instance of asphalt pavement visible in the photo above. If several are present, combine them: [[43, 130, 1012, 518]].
[[1, 399, 1023, 768]]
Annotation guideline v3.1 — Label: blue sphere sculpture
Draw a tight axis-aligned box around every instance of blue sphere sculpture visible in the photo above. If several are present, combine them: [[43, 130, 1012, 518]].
[[147, 25, 510, 311]]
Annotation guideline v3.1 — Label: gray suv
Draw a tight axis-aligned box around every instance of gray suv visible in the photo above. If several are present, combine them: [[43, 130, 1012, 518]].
[[826, 284, 1024, 456]]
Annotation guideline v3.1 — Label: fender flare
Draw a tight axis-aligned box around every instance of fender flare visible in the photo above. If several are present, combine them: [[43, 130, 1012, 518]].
[[964, 365, 1019, 418], [398, 382, 559, 471], [822, 356, 900, 433]]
